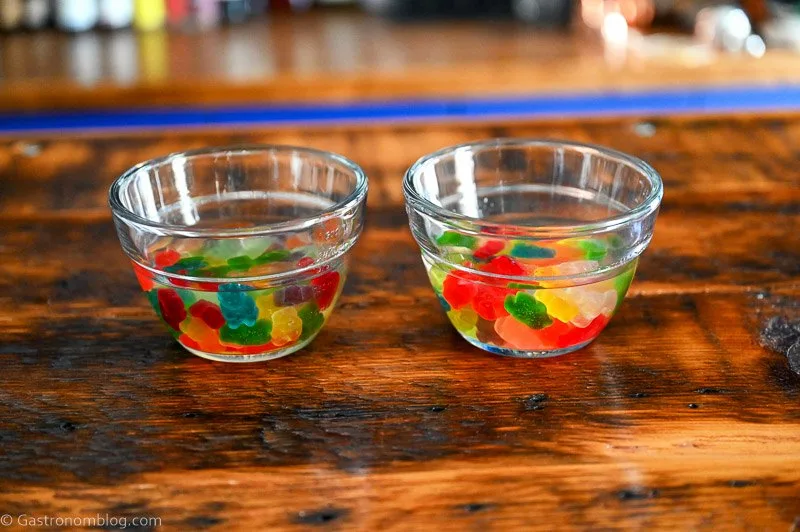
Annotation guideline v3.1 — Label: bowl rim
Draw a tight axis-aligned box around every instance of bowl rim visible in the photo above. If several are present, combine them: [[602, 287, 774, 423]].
[[403, 138, 663, 238], [109, 144, 368, 238]]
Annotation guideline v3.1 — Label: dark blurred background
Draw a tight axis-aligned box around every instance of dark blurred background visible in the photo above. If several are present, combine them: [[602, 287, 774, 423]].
[[0, 0, 798, 119]]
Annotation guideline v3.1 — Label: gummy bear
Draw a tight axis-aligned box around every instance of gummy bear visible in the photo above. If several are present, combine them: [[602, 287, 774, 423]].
[[189, 300, 226, 329], [476, 317, 504, 346], [471, 285, 511, 321], [442, 272, 477, 309], [494, 316, 550, 350], [436, 231, 476, 249], [448, 307, 478, 334], [254, 249, 292, 265], [297, 303, 325, 340], [482, 256, 526, 277], [428, 263, 449, 293], [271, 307, 303, 346], [504, 292, 552, 330], [154, 249, 180, 269], [132, 261, 154, 291], [256, 292, 279, 320], [164, 256, 207, 274], [559, 314, 609, 346], [275, 285, 314, 307], [510, 243, 555, 259], [219, 319, 272, 346], [535, 289, 580, 324], [473, 240, 504, 260], [227, 255, 255, 271], [576, 239, 608, 261], [180, 317, 225, 352], [157, 289, 187, 331], [218, 284, 259, 329], [311, 271, 340, 310]]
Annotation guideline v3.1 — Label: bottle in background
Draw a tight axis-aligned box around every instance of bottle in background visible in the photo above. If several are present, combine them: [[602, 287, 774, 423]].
[[0, 0, 25, 31], [222, 0, 252, 23], [134, 0, 167, 31], [23, 0, 52, 30], [193, 0, 221, 28], [251, 0, 270, 16], [99, 0, 134, 28], [56, 0, 100, 32]]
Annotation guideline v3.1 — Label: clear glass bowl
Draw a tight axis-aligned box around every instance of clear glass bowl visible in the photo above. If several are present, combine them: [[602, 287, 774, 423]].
[[109, 145, 368, 363], [404, 139, 663, 358]]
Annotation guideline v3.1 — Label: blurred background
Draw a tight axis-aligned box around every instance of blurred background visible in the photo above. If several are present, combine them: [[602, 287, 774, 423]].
[[0, 0, 799, 126]]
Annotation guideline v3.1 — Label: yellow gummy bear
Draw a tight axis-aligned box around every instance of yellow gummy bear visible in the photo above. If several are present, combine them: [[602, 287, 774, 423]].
[[271, 307, 303, 347], [180, 318, 224, 352], [448, 308, 478, 334], [256, 293, 279, 320], [535, 289, 580, 323]]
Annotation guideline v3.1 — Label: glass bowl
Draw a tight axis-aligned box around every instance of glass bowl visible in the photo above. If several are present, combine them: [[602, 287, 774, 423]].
[[109, 145, 368, 363], [404, 139, 662, 358]]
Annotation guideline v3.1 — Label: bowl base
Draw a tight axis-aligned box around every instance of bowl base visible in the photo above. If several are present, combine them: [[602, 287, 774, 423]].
[[181, 337, 314, 363], [463, 336, 594, 359]]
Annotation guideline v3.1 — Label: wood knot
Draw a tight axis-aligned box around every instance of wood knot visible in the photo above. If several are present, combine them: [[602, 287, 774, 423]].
[[522, 393, 548, 411], [616, 488, 659, 501], [761, 317, 800, 375], [293, 507, 349, 525]]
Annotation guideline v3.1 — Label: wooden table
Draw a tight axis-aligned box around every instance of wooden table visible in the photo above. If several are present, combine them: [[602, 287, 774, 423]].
[[0, 115, 798, 529]]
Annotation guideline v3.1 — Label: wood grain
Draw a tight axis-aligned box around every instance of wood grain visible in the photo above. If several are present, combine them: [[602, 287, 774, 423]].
[[0, 116, 799, 530], [1, 13, 800, 112]]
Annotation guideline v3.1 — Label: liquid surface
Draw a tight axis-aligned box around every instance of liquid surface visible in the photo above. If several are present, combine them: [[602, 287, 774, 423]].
[[439, 184, 631, 226]]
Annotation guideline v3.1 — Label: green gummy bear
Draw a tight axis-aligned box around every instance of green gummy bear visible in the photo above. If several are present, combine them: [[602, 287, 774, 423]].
[[436, 231, 477, 250], [197, 265, 233, 278], [510, 243, 555, 259], [504, 292, 552, 330], [508, 282, 539, 290], [219, 319, 272, 346], [164, 256, 207, 273], [298, 303, 325, 340], [176, 288, 197, 306], [578, 239, 608, 260], [614, 264, 637, 300], [254, 249, 292, 264], [607, 234, 625, 249], [146, 290, 161, 317], [227, 255, 255, 271]]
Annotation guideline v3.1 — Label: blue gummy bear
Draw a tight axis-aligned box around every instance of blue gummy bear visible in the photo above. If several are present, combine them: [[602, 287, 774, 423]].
[[510, 243, 556, 259], [437, 294, 451, 312], [218, 283, 258, 329]]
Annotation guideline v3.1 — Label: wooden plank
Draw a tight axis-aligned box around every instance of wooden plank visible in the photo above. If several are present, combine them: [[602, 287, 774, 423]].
[[0, 290, 798, 529]]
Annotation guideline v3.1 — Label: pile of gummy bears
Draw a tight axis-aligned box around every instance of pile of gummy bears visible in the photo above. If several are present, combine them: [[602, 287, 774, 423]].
[[425, 232, 635, 354], [132, 237, 343, 357]]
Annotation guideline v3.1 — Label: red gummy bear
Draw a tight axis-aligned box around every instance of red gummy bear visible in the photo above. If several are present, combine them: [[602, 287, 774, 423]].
[[473, 240, 504, 260], [131, 261, 154, 291], [559, 315, 610, 347], [481, 256, 526, 277], [442, 272, 478, 309], [311, 271, 340, 310], [472, 285, 511, 320], [189, 300, 226, 330], [154, 249, 181, 269], [157, 289, 187, 331]]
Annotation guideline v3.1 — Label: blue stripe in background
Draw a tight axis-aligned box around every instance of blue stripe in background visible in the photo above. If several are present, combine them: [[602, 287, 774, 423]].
[[1, 84, 799, 133]]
